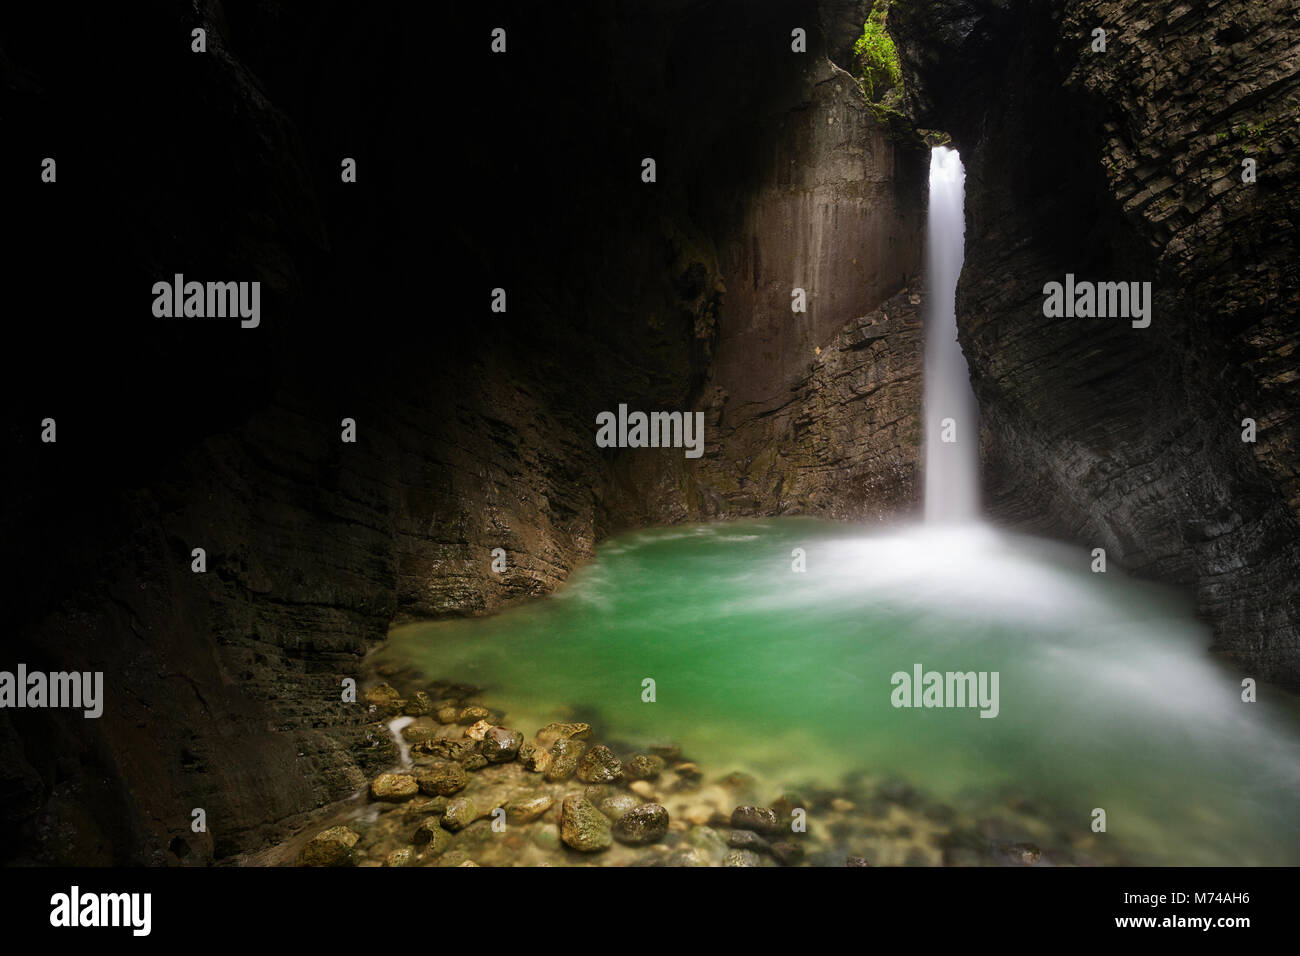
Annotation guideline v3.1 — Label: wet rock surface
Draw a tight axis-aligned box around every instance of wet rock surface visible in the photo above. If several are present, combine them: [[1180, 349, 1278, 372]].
[[262, 678, 1136, 868]]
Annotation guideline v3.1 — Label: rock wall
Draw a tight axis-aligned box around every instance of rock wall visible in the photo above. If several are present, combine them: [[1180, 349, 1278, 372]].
[[892, 0, 1300, 680]]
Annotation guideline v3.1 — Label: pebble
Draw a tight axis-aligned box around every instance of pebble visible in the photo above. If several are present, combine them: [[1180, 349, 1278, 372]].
[[441, 797, 480, 832], [506, 793, 554, 823], [628, 781, 658, 800], [544, 737, 587, 782], [385, 848, 416, 866], [480, 726, 524, 763], [417, 762, 468, 797], [560, 795, 612, 852], [730, 806, 783, 835], [299, 826, 359, 867], [612, 804, 669, 845], [370, 773, 418, 801], [576, 745, 624, 784], [625, 754, 664, 780], [599, 794, 640, 820], [723, 848, 763, 867], [535, 722, 592, 747]]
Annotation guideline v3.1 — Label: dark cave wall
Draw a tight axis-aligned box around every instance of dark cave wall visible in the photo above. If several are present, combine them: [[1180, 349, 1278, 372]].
[[892, 0, 1300, 679]]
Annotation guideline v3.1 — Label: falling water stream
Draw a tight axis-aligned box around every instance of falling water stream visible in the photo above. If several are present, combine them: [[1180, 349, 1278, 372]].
[[374, 148, 1300, 866], [924, 147, 980, 522]]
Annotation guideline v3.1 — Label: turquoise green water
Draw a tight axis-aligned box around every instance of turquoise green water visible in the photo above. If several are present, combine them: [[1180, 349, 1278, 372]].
[[381, 518, 1300, 865]]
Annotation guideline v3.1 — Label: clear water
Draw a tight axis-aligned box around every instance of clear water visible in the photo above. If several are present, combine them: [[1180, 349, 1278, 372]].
[[379, 518, 1300, 866]]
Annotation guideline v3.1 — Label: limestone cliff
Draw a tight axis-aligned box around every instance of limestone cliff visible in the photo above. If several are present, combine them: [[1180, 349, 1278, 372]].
[[891, 0, 1300, 680]]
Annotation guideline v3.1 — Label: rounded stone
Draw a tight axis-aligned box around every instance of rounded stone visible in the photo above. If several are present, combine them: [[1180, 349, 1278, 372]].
[[480, 726, 524, 763], [441, 797, 480, 832], [560, 795, 612, 852], [730, 806, 783, 835], [576, 744, 624, 783], [612, 803, 669, 845], [370, 773, 418, 801], [505, 793, 554, 823], [599, 793, 640, 820], [299, 826, 359, 867], [417, 762, 468, 797]]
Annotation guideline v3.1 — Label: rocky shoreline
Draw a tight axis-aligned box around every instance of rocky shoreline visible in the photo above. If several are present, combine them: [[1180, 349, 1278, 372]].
[[271, 676, 1132, 868]]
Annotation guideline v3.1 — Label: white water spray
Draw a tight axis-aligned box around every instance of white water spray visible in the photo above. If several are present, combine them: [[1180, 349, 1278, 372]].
[[388, 716, 414, 770], [923, 146, 981, 523]]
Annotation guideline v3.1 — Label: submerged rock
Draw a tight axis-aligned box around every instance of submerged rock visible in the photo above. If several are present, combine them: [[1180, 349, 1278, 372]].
[[612, 804, 669, 845], [560, 795, 611, 852], [402, 692, 434, 717], [413, 738, 476, 762], [730, 806, 783, 835], [536, 722, 591, 748], [686, 825, 730, 861], [599, 794, 640, 820], [458, 705, 491, 725], [730, 829, 770, 853], [399, 719, 440, 744], [628, 781, 658, 800], [544, 737, 587, 782], [996, 842, 1042, 865], [385, 848, 416, 867], [506, 793, 554, 823], [413, 818, 452, 855], [770, 840, 805, 866], [417, 762, 468, 797], [666, 846, 709, 867], [480, 727, 524, 763], [464, 719, 493, 741], [442, 797, 480, 832], [436, 705, 460, 724], [723, 849, 763, 867], [517, 741, 552, 773], [371, 773, 418, 801], [576, 745, 624, 783], [846, 855, 871, 867], [299, 826, 360, 867], [463, 754, 489, 772], [625, 754, 664, 781]]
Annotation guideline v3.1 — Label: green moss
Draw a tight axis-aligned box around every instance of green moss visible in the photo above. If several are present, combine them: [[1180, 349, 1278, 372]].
[[854, 1, 902, 102]]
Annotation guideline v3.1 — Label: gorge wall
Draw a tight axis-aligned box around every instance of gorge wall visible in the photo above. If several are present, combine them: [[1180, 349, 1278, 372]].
[[891, 0, 1300, 680]]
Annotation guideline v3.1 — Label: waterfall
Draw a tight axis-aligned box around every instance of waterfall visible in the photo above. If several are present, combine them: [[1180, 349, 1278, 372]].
[[923, 146, 981, 523]]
